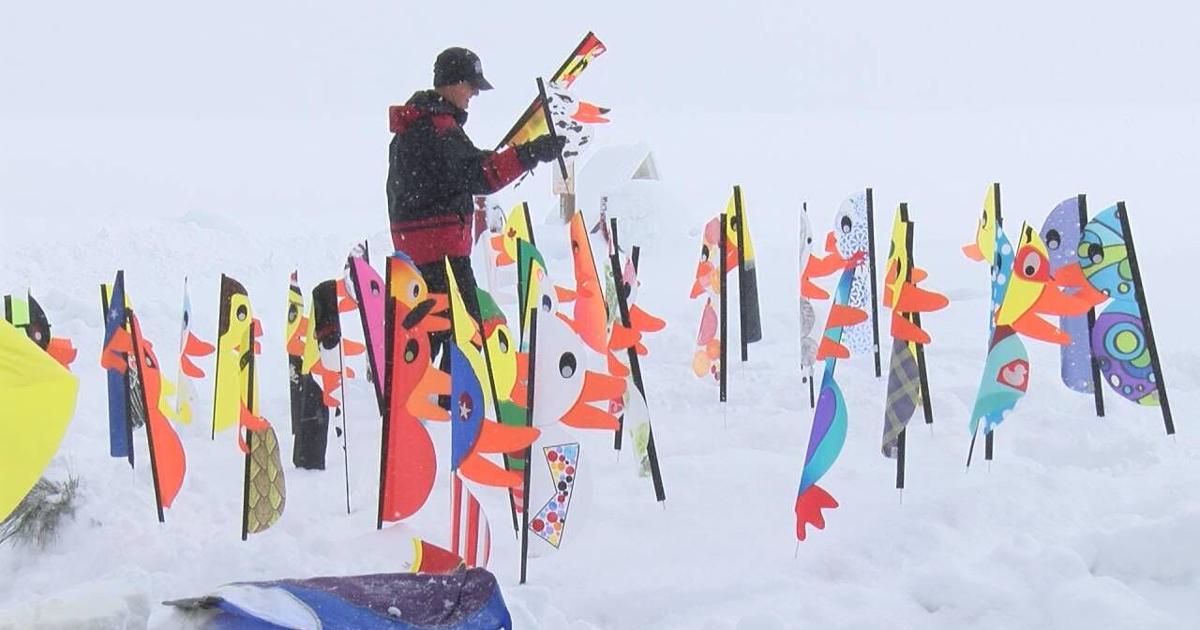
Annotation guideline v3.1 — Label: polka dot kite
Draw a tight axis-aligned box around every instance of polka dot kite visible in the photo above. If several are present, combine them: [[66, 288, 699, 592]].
[[531, 443, 580, 549]]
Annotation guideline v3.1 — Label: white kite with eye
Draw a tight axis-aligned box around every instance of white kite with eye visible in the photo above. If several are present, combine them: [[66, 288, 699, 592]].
[[531, 314, 601, 428]]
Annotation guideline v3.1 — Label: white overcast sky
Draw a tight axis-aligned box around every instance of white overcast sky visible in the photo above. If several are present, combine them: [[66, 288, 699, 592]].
[[2, 0, 1197, 126]]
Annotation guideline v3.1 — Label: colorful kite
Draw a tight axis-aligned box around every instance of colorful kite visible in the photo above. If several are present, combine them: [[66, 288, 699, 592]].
[[542, 83, 610, 162], [496, 32, 607, 150], [689, 212, 730, 401], [879, 204, 948, 488], [690, 186, 762, 402], [831, 189, 882, 375], [445, 258, 540, 568], [237, 306, 286, 540], [101, 272, 143, 464], [1078, 203, 1174, 434], [558, 211, 636, 382], [176, 277, 214, 426], [347, 252, 387, 415], [964, 185, 1104, 463], [102, 312, 187, 520], [529, 443, 580, 548], [306, 278, 356, 512], [288, 274, 329, 470], [1, 319, 79, 522], [794, 239, 868, 541], [446, 258, 540, 490], [962, 184, 1015, 462], [519, 257, 627, 580], [212, 275, 259, 439], [1040, 196, 1101, 400], [606, 219, 666, 499], [727, 187, 763, 359], [377, 252, 451, 526]]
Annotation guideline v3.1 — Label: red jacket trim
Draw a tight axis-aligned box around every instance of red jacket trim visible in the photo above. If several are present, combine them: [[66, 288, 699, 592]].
[[389, 105, 424, 134], [390, 216, 473, 265], [481, 147, 525, 191]]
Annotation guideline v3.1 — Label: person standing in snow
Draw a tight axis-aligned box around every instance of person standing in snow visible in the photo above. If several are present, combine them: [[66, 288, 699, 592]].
[[387, 47, 564, 326]]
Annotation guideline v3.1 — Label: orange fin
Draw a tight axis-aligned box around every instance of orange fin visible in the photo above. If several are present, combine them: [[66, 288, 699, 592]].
[[801, 276, 831, 300], [561, 402, 620, 431], [895, 283, 949, 313], [608, 324, 640, 352], [1034, 286, 1100, 318], [827, 304, 868, 328], [629, 305, 666, 333], [1012, 311, 1070, 345], [816, 337, 850, 360], [184, 332, 215, 357], [1053, 264, 1107, 306], [962, 243, 984, 261], [474, 420, 540, 455], [181, 355, 205, 378], [580, 370, 626, 402], [343, 338, 367, 356], [459, 454, 522, 489], [48, 337, 78, 369], [911, 268, 929, 283], [891, 314, 931, 345], [804, 252, 844, 280]]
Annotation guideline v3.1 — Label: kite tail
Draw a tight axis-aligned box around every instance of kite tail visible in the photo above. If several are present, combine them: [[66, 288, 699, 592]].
[[794, 484, 839, 542]]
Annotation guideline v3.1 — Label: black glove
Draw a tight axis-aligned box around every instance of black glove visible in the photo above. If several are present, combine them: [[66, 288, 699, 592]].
[[516, 134, 567, 167]]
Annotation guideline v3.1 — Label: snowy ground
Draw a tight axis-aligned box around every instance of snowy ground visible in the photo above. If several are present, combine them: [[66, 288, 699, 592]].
[[3, 3, 1200, 628]]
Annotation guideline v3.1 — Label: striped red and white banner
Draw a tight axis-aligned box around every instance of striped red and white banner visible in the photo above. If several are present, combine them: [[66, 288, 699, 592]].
[[451, 474, 491, 568]]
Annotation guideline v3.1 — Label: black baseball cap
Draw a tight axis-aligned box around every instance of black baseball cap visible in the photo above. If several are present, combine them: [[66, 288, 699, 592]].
[[434, 47, 494, 91]]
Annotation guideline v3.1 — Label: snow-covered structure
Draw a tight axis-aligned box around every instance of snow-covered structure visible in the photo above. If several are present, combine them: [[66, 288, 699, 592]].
[[574, 142, 669, 247]]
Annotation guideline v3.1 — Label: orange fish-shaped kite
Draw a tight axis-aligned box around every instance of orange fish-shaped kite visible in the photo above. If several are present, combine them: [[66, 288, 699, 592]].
[[379, 255, 452, 522], [102, 314, 186, 514], [557, 211, 636, 378]]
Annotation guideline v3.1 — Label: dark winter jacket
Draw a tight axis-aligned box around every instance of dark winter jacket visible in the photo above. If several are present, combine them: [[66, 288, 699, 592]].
[[387, 90, 531, 264]]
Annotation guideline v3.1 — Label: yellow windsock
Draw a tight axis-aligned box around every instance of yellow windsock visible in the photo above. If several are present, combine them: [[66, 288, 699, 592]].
[[1, 320, 79, 520]]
